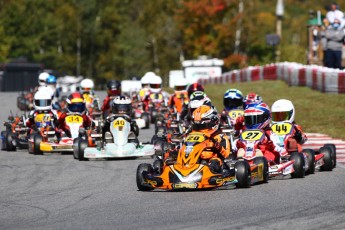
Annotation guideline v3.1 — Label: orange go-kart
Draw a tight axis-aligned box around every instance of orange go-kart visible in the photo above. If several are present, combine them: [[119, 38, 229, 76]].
[[136, 131, 251, 191]]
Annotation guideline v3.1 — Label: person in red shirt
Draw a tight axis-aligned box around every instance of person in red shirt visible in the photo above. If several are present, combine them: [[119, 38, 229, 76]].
[[57, 92, 94, 138]]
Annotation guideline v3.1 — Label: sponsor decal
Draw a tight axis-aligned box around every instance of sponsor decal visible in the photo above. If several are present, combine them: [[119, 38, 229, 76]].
[[173, 182, 197, 189], [216, 176, 235, 184]]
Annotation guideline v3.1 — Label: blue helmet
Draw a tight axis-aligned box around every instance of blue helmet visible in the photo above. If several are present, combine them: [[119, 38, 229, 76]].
[[244, 103, 271, 130], [223, 89, 243, 111], [46, 75, 57, 85]]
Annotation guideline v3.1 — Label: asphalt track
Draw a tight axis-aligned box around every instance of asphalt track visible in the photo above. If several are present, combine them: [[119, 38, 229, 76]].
[[1, 92, 345, 230]]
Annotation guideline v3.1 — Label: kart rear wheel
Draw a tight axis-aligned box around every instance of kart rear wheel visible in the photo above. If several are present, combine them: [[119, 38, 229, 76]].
[[136, 163, 154, 191], [324, 144, 336, 168], [235, 161, 251, 188], [141, 113, 150, 129], [77, 139, 88, 161], [303, 149, 315, 174], [33, 134, 43, 155], [4, 132, 16, 151], [290, 152, 305, 178], [320, 146, 333, 171], [253, 157, 268, 183]]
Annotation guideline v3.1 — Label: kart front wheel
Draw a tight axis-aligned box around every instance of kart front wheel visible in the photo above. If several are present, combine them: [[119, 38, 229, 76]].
[[5, 131, 16, 151], [323, 144, 336, 168], [290, 152, 305, 178], [303, 149, 315, 175], [235, 161, 251, 188], [253, 156, 269, 183], [136, 163, 154, 191], [33, 134, 43, 155], [77, 139, 88, 161], [320, 146, 333, 171]]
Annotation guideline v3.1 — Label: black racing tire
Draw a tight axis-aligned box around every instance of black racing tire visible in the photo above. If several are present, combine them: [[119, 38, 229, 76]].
[[141, 113, 150, 129], [4, 132, 16, 151], [320, 146, 333, 171], [77, 139, 88, 161], [136, 163, 154, 191], [324, 144, 336, 168], [253, 156, 269, 183], [289, 152, 305, 178], [73, 138, 79, 159], [33, 134, 43, 155], [303, 149, 315, 175], [235, 161, 251, 188]]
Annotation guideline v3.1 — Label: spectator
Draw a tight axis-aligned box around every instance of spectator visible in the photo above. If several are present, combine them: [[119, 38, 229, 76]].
[[326, 2, 345, 28], [324, 18, 345, 69]]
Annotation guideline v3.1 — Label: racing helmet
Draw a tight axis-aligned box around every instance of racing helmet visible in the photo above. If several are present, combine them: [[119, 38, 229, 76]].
[[38, 72, 49, 86], [223, 89, 244, 111], [187, 83, 204, 98], [112, 95, 132, 115], [244, 103, 271, 130], [80, 79, 94, 94], [149, 75, 162, 93], [37, 85, 55, 99], [141, 72, 156, 88], [34, 88, 52, 111], [271, 99, 295, 123], [46, 75, 57, 93], [174, 78, 187, 92], [244, 92, 263, 108], [189, 91, 212, 114], [192, 105, 219, 135], [66, 92, 86, 114], [107, 80, 121, 96]]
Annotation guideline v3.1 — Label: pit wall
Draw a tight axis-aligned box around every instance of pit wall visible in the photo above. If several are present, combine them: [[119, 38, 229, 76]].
[[197, 62, 345, 94]]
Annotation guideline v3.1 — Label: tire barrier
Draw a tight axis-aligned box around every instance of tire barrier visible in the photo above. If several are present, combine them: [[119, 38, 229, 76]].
[[198, 62, 345, 94]]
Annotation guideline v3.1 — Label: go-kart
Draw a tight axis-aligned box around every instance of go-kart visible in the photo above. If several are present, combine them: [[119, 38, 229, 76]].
[[74, 114, 155, 161], [238, 128, 305, 179], [270, 122, 334, 174], [28, 113, 84, 154], [1, 115, 29, 151], [133, 102, 150, 129], [136, 131, 251, 191], [17, 91, 34, 111]]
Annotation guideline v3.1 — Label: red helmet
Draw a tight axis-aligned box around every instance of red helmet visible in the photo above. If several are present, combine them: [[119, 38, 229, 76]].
[[187, 83, 204, 98], [244, 93, 263, 108], [66, 92, 86, 114]]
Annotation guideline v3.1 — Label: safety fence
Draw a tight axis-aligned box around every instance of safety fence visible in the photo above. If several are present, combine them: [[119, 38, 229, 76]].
[[198, 62, 345, 94]]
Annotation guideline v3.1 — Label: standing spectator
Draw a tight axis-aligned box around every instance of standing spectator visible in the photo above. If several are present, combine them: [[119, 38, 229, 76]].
[[326, 2, 345, 28], [325, 18, 345, 69]]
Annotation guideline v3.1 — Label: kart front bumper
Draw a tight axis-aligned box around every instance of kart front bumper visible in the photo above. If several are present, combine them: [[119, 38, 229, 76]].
[[84, 143, 155, 158]]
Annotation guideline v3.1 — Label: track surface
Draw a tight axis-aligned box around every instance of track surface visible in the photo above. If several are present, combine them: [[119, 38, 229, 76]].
[[1, 92, 345, 230]]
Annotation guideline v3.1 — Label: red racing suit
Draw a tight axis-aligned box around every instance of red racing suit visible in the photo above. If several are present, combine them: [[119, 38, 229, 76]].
[[57, 112, 94, 138]]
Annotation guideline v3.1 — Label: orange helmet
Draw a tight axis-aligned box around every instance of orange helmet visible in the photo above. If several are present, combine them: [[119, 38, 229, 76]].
[[66, 92, 86, 114], [191, 105, 219, 134]]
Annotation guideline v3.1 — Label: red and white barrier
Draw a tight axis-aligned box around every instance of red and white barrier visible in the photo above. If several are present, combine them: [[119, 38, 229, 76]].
[[198, 62, 345, 94]]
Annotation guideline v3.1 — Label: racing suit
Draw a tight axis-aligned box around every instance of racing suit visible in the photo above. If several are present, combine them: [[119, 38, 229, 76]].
[[57, 112, 94, 138], [26, 110, 59, 133], [168, 91, 189, 114]]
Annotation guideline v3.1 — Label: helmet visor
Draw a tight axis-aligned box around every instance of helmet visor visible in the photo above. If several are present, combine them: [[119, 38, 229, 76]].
[[192, 119, 213, 131], [68, 103, 85, 113], [175, 85, 186, 91], [272, 111, 292, 122], [113, 104, 131, 114], [244, 114, 266, 127], [224, 98, 243, 110], [150, 83, 161, 89], [35, 99, 51, 107]]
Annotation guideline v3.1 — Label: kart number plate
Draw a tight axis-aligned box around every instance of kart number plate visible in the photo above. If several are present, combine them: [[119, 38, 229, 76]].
[[113, 119, 125, 128], [174, 183, 197, 189], [185, 134, 205, 143], [229, 110, 244, 119], [271, 122, 293, 135], [241, 130, 264, 141], [66, 115, 83, 125], [35, 114, 51, 123]]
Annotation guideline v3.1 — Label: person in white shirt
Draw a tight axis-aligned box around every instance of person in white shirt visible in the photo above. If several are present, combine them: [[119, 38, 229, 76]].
[[326, 2, 345, 29]]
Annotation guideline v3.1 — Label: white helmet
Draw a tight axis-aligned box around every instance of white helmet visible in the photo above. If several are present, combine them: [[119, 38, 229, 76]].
[[34, 88, 52, 111], [141, 72, 156, 88], [149, 75, 162, 93], [38, 72, 49, 86], [174, 78, 187, 92], [37, 85, 55, 99], [80, 78, 94, 94], [271, 99, 295, 123]]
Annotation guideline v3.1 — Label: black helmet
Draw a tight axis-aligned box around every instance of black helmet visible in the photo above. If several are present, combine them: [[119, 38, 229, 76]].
[[112, 95, 132, 115], [107, 80, 121, 96], [187, 83, 204, 98]]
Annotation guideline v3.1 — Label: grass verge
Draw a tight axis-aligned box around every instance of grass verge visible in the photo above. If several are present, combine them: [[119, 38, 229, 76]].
[[204, 80, 345, 140]]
